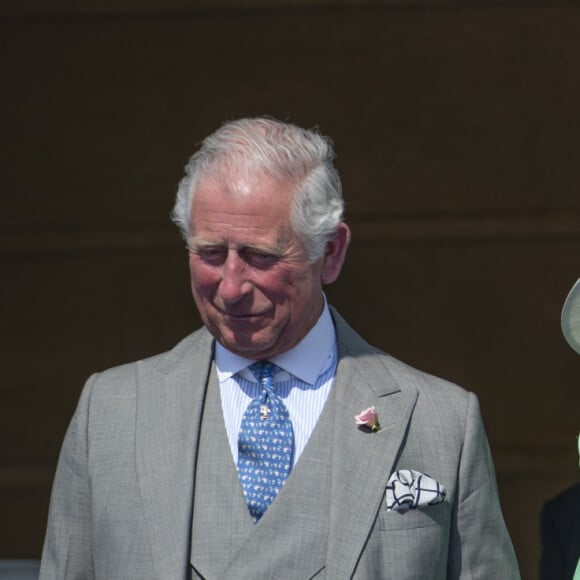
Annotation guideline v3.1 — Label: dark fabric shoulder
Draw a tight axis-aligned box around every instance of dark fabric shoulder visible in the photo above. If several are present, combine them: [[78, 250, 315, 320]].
[[543, 481, 580, 516]]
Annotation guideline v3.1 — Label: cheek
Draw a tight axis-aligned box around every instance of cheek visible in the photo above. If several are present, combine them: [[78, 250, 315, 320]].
[[189, 260, 218, 296], [265, 267, 318, 307], [258, 270, 295, 301]]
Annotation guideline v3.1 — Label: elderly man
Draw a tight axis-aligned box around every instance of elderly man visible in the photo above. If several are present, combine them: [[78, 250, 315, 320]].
[[39, 117, 519, 579]]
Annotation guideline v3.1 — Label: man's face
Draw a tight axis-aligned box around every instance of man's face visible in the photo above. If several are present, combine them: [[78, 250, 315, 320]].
[[188, 173, 332, 359]]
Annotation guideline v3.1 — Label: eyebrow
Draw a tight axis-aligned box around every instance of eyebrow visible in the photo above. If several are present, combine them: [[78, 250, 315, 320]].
[[187, 237, 216, 249], [188, 237, 286, 257]]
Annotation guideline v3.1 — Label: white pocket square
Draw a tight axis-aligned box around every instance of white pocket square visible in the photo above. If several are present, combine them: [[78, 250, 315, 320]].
[[385, 469, 447, 512]]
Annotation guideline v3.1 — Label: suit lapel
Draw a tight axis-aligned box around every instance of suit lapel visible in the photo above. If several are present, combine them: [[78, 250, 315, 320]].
[[135, 330, 214, 580], [325, 310, 418, 578]]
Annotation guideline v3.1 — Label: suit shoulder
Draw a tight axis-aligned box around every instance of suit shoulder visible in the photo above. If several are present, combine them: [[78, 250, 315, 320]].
[[332, 305, 473, 409], [383, 351, 471, 401], [84, 327, 212, 396], [378, 352, 480, 442], [331, 308, 469, 399]]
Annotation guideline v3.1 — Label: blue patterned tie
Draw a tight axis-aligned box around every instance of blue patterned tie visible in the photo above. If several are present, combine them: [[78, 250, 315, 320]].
[[237, 361, 294, 522]]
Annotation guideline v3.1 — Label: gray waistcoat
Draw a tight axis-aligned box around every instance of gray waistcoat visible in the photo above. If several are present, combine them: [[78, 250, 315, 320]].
[[190, 364, 335, 580]]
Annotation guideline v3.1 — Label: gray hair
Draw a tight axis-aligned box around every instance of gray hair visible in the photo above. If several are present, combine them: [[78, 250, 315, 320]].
[[171, 117, 344, 262]]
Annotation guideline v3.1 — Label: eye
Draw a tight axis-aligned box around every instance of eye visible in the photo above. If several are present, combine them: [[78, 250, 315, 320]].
[[196, 246, 226, 265], [243, 250, 280, 269]]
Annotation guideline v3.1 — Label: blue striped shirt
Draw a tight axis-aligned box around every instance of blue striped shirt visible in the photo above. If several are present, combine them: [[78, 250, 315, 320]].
[[215, 302, 337, 468]]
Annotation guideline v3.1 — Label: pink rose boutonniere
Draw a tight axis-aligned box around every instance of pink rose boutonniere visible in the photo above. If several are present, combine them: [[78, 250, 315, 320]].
[[355, 405, 381, 432]]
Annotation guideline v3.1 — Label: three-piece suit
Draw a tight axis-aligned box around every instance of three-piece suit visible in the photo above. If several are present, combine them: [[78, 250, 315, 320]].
[[39, 308, 519, 579]]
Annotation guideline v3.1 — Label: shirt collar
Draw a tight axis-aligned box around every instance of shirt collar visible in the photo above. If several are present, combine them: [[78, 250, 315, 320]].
[[215, 298, 336, 386]]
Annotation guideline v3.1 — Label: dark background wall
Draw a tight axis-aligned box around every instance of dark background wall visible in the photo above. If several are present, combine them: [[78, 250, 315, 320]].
[[2, 2, 580, 578]]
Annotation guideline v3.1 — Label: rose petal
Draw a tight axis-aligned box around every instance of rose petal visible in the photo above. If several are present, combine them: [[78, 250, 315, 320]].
[[355, 406, 378, 427]]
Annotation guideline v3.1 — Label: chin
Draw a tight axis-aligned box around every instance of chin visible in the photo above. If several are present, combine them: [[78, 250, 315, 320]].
[[218, 330, 277, 358], [228, 342, 275, 359]]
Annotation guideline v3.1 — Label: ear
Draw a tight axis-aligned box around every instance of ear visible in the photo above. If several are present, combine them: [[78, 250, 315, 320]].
[[321, 222, 351, 285]]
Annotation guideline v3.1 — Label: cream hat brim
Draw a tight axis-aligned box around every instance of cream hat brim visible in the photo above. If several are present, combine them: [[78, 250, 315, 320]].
[[561, 278, 580, 355]]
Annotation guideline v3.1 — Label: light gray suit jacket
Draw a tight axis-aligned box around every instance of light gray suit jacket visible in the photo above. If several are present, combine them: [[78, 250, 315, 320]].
[[39, 308, 520, 579]]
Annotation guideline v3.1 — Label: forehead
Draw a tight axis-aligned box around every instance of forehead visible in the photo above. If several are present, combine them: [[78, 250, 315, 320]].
[[190, 173, 294, 230]]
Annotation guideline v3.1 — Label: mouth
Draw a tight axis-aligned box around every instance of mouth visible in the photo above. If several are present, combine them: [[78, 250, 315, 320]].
[[217, 309, 268, 322]]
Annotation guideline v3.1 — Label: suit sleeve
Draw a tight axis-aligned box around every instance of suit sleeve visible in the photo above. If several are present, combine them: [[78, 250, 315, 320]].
[[39, 375, 97, 580], [448, 393, 520, 579]]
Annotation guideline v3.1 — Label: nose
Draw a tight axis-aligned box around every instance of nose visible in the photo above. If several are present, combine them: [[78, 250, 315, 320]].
[[218, 251, 252, 304]]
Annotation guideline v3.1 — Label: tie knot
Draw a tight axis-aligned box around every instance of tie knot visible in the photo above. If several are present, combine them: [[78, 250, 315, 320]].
[[248, 361, 279, 385]]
